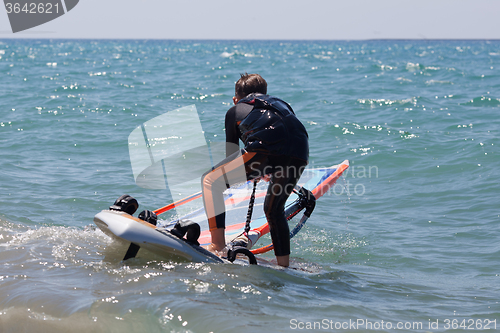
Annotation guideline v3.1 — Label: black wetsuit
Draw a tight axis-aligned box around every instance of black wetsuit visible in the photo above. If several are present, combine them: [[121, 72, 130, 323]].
[[202, 93, 309, 256]]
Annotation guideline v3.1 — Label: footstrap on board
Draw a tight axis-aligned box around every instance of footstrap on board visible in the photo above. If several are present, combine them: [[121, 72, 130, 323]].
[[227, 246, 257, 265], [170, 219, 201, 246]]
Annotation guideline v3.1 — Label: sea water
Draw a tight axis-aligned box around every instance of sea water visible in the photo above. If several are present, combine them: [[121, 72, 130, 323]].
[[0, 39, 499, 332]]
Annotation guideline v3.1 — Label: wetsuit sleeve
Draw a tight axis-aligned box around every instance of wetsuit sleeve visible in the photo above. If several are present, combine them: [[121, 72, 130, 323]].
[[225, 106, 240, 157]]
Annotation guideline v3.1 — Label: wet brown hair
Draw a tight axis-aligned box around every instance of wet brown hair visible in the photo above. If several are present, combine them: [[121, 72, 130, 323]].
[[235, 73, 267, 99]]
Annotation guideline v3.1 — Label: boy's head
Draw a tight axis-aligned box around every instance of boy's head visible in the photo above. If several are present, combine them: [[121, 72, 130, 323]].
[[234, 73, 267, 100]]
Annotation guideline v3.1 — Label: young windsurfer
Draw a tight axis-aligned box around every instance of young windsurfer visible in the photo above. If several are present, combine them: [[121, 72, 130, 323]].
[[202, 73, 309, 267]]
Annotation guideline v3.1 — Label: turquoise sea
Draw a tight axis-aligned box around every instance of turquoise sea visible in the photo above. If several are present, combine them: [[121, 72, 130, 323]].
[[0, 39, 499, 332]]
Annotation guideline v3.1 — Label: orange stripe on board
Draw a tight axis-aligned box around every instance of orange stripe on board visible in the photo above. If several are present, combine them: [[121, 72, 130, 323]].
[[311, 161, 349, 199], [154, 192, 202, 215], [251, 243, 274, 255]]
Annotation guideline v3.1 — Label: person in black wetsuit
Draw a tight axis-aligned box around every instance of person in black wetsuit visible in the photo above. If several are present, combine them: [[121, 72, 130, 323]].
[[202, 73, 309, 267]]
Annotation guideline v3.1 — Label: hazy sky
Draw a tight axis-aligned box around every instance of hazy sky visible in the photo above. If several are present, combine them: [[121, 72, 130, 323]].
[[1, 0, 499, 40]]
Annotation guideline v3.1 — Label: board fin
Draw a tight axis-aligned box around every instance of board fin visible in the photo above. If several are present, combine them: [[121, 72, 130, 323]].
[[123, 243, 141, 260]]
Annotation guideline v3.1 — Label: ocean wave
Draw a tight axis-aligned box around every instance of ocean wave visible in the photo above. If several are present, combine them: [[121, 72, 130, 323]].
[[220, 51, 234, 58], [425, 80, 454, 85], [459, 96, 500, 107], [357, 97, 417, 107], [219, 50, 263, 58], [398, 130, 419, 139], [4, 224, 109, 249], [406, 62, 425, 71], [313, 54, 332, 60], [405, 62, 442, 72]]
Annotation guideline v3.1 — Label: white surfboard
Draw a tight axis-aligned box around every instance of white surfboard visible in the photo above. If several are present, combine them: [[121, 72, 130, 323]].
[[94, 210, 225, 263]]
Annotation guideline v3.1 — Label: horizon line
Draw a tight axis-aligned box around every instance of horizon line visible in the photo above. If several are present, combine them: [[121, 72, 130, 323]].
[[1, 37, 500, 42]]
